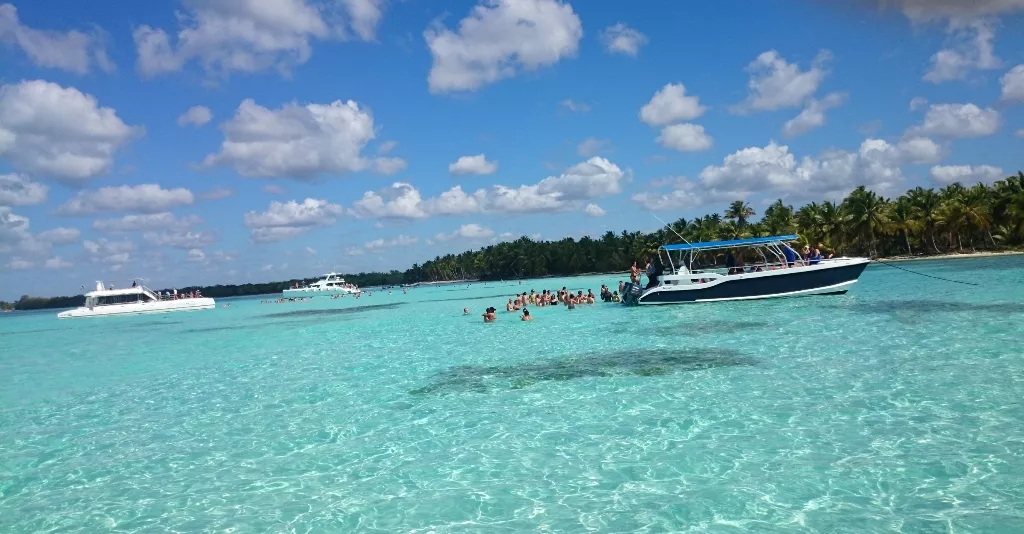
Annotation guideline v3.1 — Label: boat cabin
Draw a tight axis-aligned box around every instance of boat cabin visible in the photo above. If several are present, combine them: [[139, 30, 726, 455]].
[[656, 234, 804, 284], [84, 281, 161, 308]]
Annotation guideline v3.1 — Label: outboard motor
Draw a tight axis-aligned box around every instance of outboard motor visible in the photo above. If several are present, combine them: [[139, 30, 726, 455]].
[[620, 282, 644, 306]]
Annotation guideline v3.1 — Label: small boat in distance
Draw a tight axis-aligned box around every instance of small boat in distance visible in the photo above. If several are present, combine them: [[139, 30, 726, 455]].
[[622, 234, 870, 305], [283, 273, 361, 297], [57, 281, 215, 318]]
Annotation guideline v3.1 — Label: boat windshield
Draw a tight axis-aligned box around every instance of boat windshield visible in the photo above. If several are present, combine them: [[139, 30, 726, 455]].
[[87, 293, 154, 307]]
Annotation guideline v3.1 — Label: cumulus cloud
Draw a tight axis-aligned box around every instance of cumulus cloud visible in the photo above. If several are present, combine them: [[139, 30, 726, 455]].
[[424, 0, 583, 93], [909, 96, 929, 111], [0, 3, 113, 74], [37, 227, 80, 245], [83, 238, 134, 266], [583, 203, 606, 217], [364, 234, 418, 250], [449, 154, 498, 176], [133, 0, 386, 78], [199, 187, 235, 200], [58, 184, 195, 216], [144, 230, 216, 249], [884, 0, 1024, 22], [202, 98, 401, 180], [351, 157, 627, 218], [637, 137, 945, 207], [656, 123, 713, 152], [0, 80, 139, 183], [43, 256, 72, 270], [731, 49, 831, 114], [243, 198, 343, 242], [177, 105, 212, 127], [929, 164, 1004, 185], [783, 92, 847, 137], [93, 212, 202, 233], [560, 99, 590, 113], [631, 178, 708, 211], [908, 103, 1001, 138], [600, 23, 647, 56], [0, 174, 48, 206], [1000, 64, 1024, 102], [639, 83, 706, 126], [923, 20, 1001, 83], [434, 223, 495, 242]]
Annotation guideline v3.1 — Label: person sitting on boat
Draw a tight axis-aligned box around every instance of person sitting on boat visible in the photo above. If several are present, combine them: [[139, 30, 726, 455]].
[[521, 308, 534, 321], [809, 247, 823, 265], [802, 245, 811, 263], [131, 280, 137, 288]]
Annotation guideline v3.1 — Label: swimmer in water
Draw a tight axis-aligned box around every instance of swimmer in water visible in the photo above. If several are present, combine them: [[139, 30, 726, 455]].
[[463, 307, 470, 315], [521, 308, 533, 321]]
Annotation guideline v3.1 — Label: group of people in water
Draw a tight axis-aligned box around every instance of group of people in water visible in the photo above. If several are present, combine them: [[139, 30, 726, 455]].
[[470, 285, 628, 322]]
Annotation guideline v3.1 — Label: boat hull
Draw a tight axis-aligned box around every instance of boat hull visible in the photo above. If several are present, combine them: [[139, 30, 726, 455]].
[[57, 298, 216, 318], [634, 260, 869, 305]]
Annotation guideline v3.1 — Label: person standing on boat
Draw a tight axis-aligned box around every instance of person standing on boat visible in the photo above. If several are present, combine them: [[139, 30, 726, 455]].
[[782, 243, 798, 267], [645, 257, 664, 289]]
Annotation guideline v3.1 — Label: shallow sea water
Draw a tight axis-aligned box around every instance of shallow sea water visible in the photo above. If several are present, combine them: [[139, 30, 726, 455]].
[[2, 256, 1024, 533]]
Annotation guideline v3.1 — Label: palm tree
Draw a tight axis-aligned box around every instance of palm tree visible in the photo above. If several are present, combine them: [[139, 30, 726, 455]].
[[725, 200, 756, 227], [842, 186, 890, 257], [888, 197, 923, 255]]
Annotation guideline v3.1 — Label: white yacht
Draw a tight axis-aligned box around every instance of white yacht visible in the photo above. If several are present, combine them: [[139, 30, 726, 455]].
[[57, 281, 215, 319], [282, 273, 361, 297]]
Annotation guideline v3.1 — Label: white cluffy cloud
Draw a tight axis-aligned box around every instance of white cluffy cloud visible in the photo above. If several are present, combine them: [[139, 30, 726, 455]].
[[731, 49, 831, 114], [93, 212, 202, 232], [1, 208, 81, 269], [656, 124, 713, 152], [364, 234, 418, 250], [633, 137, 946, 211], [434, 223, 495, 242], [133, 0, 386, 78], [783, 92, 847, 137], [583, 203, 605, 217], [910, 96, 929, 111], [908, 103, 1001, 138], [449, 154, 498, 176], [202, 98, 402, 180], [600, 23, 647, 56], [58, 184, 195, 216], [0, 174, 48, 206], [243, 198, 343, 243], [351, 157, 627, 218], [83, 238, 134, 266], [177, 105, 212, 127], [929, 164, 1004, 185], [425, 0, 583, 93], [924, 20, 1001, 83], [1000, 64, 1024, 102], [639, 83, 706, 126], [0, 3, 114, 74], [0, 80, 140, 183]]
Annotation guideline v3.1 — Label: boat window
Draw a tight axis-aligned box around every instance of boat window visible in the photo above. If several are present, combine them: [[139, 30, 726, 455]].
[[93, 293, 144, 306]]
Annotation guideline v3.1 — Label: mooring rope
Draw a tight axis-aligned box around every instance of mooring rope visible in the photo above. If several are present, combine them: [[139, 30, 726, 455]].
[[874, 259, 979, 286]]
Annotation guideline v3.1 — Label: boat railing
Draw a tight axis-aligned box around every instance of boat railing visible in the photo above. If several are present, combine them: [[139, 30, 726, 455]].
[[672, 257, 845, 277]]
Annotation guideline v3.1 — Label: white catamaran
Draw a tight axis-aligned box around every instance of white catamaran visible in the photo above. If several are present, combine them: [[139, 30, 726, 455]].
[[282, 273, 361, 297], [57, 281, 215, 318], [622, 234, 870, 305]]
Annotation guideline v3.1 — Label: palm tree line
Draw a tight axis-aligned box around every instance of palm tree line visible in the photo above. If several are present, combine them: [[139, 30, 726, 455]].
[[404, 173, 1024, 282], [6, 174, 1022, 309]]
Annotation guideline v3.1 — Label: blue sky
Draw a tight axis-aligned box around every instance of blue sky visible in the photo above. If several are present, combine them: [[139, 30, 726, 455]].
[[1, 0, 1023, 299]]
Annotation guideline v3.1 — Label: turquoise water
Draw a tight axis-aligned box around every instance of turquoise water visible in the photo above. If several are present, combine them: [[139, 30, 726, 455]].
[[2, 257, 1023, 533]]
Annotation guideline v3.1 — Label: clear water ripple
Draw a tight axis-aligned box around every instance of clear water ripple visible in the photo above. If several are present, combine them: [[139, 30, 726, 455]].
[[1, 257, 1023, 532]]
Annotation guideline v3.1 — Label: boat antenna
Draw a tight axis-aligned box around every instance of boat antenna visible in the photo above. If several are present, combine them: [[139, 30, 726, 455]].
[[651, 213, 690, 245]]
